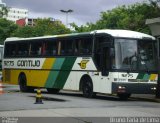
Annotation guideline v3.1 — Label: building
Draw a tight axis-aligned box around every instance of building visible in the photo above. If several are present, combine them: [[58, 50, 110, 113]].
[[1, 0, 62, 27], [27, 18, 36, 26], [27, 18, 62, 27], [16, 18, 26, 27], [0, 0, 28, 23], [6, 7, 28, 22], [0, 0, 6, 7], [146, 17, 160, 98], [146, 17, 160, 38]]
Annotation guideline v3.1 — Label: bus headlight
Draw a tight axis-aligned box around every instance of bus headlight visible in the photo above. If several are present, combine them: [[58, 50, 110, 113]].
[[151, 87, 156, 90], [117, 86, 126, 93], [118, 86, 125, 89]]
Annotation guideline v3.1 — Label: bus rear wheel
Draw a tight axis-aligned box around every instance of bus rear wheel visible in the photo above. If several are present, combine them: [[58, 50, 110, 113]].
[[82, 77, 95, 98], [19, 74, 34, 92], [117, 93, 131, 100], [47, 88, 60, 94]]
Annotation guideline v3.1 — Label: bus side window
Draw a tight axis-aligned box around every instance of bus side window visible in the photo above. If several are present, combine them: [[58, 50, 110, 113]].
[[12, 51, 16, 56], [59, 39, 74, 56], [74, 40, 80, 55], [45, 40, 57, 56], [17, 42, 29, 57], [65, 40, 74, 55], [60, 40, 65, 55], [4, 43, 17, 57], [79, 37, 92, 55], [41, 42, 46, 55], [30, 40, 43, 56]]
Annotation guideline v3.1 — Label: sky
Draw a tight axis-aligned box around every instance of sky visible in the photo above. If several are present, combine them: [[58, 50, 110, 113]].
[[3, 0, 149, 26]]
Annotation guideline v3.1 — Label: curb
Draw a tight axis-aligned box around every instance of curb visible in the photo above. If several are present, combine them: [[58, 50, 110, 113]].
[[131, 96, 160, 103]]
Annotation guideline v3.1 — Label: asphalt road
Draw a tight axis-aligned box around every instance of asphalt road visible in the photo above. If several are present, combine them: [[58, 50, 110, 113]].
[[0, 84, 160, 118]]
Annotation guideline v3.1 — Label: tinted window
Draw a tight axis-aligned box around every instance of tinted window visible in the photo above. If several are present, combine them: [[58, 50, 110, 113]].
[[29, 40, 43, 56], [75, 37, 93, 55], [60, 40, 74, 55], [4, 36, 93, 57], [4, 42, 17, 57], [44, 40, 57, 56], [17, 42, 29, 56]]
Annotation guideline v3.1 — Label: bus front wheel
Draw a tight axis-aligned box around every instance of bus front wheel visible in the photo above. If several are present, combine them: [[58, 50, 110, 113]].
[[19, 74, 34, 92], [82, 77, 95, 98]]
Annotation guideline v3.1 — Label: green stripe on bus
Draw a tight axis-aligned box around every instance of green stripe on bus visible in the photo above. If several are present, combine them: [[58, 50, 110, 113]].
[[45, 58, 65, 88], [53, 57, 76, 89], [143, 74, 150, 80], [136, 73, 144, 79], [54, 58, 65, 69]]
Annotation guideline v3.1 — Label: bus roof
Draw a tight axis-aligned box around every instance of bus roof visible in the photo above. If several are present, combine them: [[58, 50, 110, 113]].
[[5, 29, 155, 42], [93, 29, 155, 40]]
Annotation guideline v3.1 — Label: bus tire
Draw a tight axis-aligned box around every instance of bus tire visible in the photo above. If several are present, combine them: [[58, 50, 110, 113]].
[[117, 93, 131, 100], [82, 77, 95, 98], [47, 88, 60, 94], [19, 73, 34, 92]]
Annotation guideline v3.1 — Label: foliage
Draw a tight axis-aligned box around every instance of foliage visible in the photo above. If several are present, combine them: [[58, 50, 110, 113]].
[[0, 18, 18, 44], [0, 6, 8, 18], [13, 18, 71, 38], [71, 0, 160, 34]]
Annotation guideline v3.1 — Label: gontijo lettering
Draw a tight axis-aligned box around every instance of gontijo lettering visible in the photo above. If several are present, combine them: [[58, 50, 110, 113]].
[[17, 60, 40, 67]]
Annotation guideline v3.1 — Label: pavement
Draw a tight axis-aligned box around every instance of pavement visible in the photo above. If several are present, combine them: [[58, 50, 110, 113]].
[[131, 94, 160, 103], [1, 83, 160, 103]]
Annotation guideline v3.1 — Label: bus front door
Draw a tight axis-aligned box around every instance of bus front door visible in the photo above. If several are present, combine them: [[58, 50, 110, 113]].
[[100, 46, 111, 76]]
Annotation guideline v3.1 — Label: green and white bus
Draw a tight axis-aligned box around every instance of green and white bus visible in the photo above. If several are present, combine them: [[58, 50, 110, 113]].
[[2, 29, 158, 99]]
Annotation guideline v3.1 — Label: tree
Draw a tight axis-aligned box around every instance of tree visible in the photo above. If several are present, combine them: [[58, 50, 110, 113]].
[[0, 18, 18, 44], [13, 18, 71, 38], [12, 26, 36, 38], [34, 18, 71, 36], [72, 0, 160, 34], [0, 6, 8, 18], [70, 22, 93, 32]]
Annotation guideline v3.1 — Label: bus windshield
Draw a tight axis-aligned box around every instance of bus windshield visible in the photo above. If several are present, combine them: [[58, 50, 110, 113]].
[[113, 38, 157, 71]]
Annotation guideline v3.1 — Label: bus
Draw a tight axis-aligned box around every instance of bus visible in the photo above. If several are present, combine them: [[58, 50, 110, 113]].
[[2, 29, 158, 99]]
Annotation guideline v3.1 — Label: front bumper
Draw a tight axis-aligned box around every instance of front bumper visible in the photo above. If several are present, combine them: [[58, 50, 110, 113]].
[[112, 82, 157, 94]]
